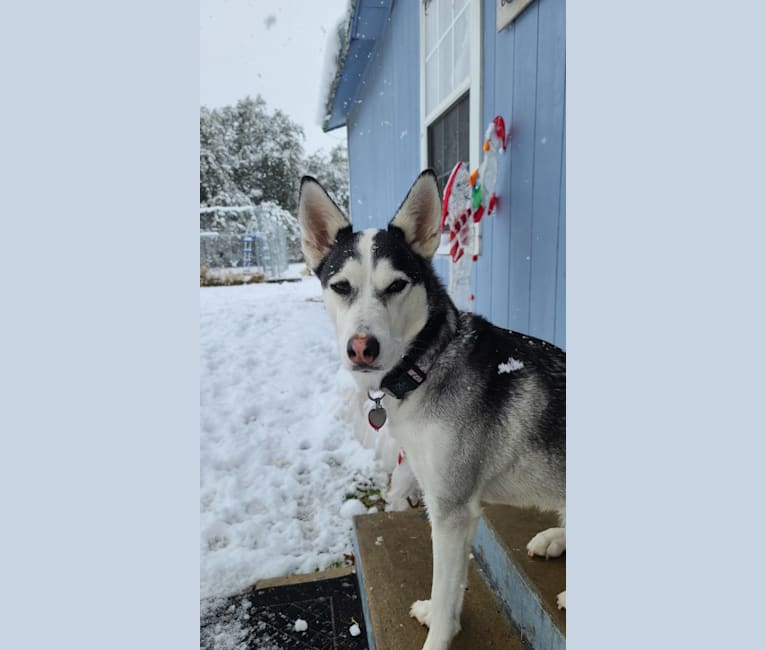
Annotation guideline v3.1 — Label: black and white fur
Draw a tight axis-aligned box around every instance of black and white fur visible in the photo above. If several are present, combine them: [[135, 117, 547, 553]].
[[299, 170, 566, 650]]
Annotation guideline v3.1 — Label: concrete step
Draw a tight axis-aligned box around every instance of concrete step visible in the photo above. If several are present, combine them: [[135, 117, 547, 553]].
[[352, 509, 525, 650], [473, 505, 566, 650]]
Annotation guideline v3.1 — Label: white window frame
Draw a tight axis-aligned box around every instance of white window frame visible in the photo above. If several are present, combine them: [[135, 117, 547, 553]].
[[420, 0, 483, 256]]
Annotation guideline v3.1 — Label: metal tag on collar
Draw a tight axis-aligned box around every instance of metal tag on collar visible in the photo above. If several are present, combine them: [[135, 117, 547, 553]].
[[367, 390, 387, 430]]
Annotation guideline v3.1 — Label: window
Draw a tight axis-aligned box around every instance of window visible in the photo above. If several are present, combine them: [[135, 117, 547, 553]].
[[428, 92, 470, 194], [424, 0, 472, 121], [421, 0, 481, 253]]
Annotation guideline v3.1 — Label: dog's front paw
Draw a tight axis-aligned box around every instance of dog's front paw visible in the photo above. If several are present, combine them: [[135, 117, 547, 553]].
[[557, 590, 566, 610], [527, 527, 566, 558], [409, 599, 432, 627]]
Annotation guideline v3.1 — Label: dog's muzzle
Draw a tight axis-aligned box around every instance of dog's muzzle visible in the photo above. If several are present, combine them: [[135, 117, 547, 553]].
[[347, 334, 380, 367]]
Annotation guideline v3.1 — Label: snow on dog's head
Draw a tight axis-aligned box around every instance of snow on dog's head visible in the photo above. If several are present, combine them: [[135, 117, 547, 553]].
[[298, 171, 442, 391]]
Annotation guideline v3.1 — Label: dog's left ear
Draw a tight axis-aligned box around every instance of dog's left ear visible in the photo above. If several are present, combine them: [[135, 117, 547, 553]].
[[389, 170, 442, 259], [298, 176, 351, 270]]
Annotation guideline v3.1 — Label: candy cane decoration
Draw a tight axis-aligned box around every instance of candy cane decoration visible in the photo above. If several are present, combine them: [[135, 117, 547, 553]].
[[442, 161, 473, 309]]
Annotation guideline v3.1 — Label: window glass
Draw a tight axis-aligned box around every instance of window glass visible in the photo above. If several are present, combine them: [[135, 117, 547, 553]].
[[425, 0, 471, 117], [453, 9, 470, 85], [428, 92, 470, 194]]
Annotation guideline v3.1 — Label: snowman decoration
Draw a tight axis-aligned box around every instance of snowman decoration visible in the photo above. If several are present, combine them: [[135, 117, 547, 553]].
[[442, 116, 507, 310]]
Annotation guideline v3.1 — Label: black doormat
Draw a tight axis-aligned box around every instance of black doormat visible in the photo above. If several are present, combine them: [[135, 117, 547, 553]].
[[201, 574, 368, 650]]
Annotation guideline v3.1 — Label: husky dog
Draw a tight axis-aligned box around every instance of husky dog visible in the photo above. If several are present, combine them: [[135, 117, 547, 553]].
[[298, 170, 565, 650]]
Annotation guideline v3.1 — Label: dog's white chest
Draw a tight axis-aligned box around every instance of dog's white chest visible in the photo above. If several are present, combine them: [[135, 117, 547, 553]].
[[383, 396, 450, 493], [383, 396, 424, 444]]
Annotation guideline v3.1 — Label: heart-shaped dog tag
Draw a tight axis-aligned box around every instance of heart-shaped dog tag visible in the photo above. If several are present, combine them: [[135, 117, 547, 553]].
[[368, 406, 387, 430]]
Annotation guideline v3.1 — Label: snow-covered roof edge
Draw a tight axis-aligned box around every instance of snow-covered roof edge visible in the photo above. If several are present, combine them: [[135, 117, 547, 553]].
[[319, 0, 393, 132], [317, 1, 354, 131]]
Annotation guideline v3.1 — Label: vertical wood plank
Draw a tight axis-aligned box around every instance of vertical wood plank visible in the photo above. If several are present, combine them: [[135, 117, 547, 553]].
[[393, 0, 421, 204], [554, 112, 566, 349], [506, 0, 539, 333], [529, 0, 565, 342], [489, 1, 514, 328], [473, 0, 497, 320]]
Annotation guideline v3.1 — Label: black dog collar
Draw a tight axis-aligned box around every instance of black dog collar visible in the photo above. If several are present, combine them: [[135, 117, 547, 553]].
[[378, 305, 458, 400], [380, 355, 427, 399]]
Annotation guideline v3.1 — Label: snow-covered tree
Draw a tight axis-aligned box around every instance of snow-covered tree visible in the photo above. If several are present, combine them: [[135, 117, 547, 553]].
[[200, 107, 249, 207], [200, 95, 349, 265], [200, 96, 305, 211], [302, 143, 350, 217]]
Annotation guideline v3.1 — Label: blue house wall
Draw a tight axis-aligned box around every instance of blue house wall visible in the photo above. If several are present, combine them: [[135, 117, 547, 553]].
[[346, 0, 454, 282], [343, 0, 565, 348]]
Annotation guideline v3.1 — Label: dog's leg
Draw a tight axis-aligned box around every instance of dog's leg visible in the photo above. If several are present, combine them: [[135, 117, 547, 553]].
[[410, 502, 480, 650]]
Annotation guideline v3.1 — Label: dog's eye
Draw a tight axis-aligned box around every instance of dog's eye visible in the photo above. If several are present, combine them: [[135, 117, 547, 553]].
[[330, 280, 352, 295], [385, 279, 408, 294]]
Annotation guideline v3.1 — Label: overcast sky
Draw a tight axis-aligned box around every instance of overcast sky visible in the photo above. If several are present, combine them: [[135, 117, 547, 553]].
[[200, 0, 350, 154]]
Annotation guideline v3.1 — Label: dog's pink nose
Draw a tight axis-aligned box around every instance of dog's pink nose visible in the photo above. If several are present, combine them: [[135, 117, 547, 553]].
[[347, 334, 380, 365]]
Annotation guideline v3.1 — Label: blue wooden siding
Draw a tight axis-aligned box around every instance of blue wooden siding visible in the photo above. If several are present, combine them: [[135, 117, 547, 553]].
[[344, 0, 565, 348], [347, 0, 420, 229], [473, 0, 565, 348], [346, 0, 453, 286]]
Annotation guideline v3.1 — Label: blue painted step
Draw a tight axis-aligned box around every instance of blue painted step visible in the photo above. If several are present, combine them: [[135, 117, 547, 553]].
[[472, 504, 566, 650]]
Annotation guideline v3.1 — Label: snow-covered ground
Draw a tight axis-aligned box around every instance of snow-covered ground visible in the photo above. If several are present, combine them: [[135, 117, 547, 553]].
[[200, 267, 389, 600]]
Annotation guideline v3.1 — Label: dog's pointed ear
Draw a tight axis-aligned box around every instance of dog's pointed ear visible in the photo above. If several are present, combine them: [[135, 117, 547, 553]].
[[389, 170, 442, 259], [298, 176, 351, 270]]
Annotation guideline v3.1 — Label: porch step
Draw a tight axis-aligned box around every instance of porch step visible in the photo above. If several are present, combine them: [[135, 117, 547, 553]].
[[473, 505, 566, 650], [352, 509, 525, 650]]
